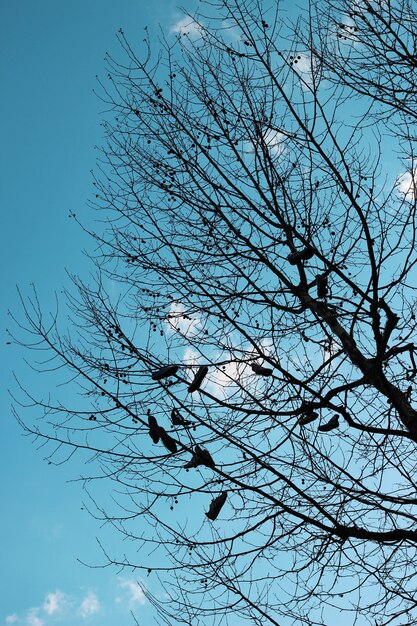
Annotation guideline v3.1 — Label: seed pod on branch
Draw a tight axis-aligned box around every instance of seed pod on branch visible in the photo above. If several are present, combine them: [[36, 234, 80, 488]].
[[158, 427, 178, 454], [251, 363, 273, 376], [287, 246, 315, 265], [317, 415, 339, 433], [148, 413, 160, 444], [171, 408, 193, 427], [298, 410, 319, 426], [184, 445, 215, 469], [152, 364, 179, 380], [316, 274, 328, 299], [188, 365, 208, 392], [206, 491, 227, 520]]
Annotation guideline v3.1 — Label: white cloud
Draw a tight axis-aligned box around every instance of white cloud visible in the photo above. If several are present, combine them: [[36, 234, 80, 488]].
[[26, 610, 43, 626], [397, 168, 417, 201], [259, 337, 274, 356], [78, 592, 100, 619], [166, 301, 201, 337], [170, 17, 204, 37], [204, 338, 277, 398], [350, 0, 387, 11], [263, 129, 285, 155], [206, 359, 244, 397], [9, 590, 102, 626], [333, 15, 359, 44], [291, 54, 317, 87], [42, 591, 67, 616], [183, 346, 200, 366], [244, 129, 285, 157], [116, 579, 147, 608]]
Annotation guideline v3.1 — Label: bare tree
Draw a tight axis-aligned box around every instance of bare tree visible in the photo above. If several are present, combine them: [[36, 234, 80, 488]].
[[11, 0, 417, 624]]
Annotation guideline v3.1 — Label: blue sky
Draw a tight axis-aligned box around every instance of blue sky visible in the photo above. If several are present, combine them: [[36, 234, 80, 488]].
[[0, 2, 197, 625], [2, 2, 414, 626]]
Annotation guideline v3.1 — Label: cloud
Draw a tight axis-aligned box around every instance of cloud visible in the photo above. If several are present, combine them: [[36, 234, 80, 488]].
[[170, 17, 204, 37], [42, 591, 67, 616], [291, 54, 317, 87], [26, 610, 43, 626], [331, 13, 360, 45], [206, 359, 244, 397], [397, 168, 417, 201], [8, 589, 102, 626], [116, 579, 147, 608], [321, 338, 341, 372], [203, 337, 276, 398], [166, 301, 201, 337], [183, 346, 200, 366], [263, 129, 285, 155], [78, 592, 100, 619], [244, 129, 286, 157], [350, 0, 387, 11], [259, 337, 274, 356]]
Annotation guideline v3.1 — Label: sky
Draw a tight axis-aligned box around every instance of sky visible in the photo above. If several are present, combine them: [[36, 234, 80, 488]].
[[0, 2, 198, 625], [2, 3, 415, 626]]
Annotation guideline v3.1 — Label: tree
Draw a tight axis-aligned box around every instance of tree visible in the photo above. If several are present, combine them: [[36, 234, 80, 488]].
[[12, 0, 417, 624]]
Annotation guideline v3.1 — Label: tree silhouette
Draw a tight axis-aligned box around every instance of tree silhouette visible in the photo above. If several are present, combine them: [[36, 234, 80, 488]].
[[11, 0, 417, 624]]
